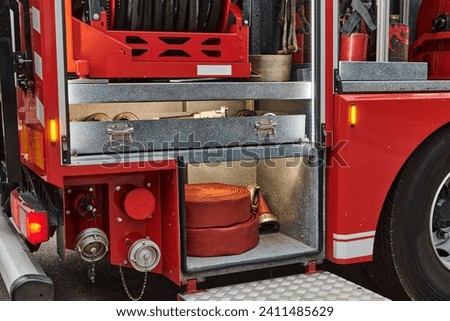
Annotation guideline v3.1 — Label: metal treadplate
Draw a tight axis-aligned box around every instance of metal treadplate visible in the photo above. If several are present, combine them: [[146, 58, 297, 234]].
[[180, 272, 388, 301]]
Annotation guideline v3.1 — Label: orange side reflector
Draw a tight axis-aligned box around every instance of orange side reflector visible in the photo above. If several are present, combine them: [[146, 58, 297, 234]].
[[349, 104, 358, 126], [49, 118, 58, 144]]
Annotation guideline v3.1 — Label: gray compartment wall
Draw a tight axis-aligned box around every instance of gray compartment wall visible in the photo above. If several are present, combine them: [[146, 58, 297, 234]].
[[69, 100, 247, 121], [187, 161, 257, 186], [257, 158, 319, 249], [257, 100, 311, 115]]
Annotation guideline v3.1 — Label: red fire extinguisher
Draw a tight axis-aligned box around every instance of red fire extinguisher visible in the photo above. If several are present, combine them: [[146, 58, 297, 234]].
[[339, 0, 376, 61]]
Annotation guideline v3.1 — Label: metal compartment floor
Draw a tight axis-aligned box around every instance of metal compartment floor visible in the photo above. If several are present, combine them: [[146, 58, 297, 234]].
[[186, 233, 317, 273]]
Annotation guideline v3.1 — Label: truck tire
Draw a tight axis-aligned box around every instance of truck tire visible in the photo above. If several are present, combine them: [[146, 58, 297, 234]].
[[369, 125, 450, 300]]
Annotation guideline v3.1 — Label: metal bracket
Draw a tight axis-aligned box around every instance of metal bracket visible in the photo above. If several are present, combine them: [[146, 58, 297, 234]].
[[13, 51, 33, 90], [255, 118, 277, 139], [242, 0, 252, 26], [334, 69, 343, 93], [13, 51, 31, 65], [86, 0, 105, 22], [61, 136, 70, 164], [107, 123, 134, 147], [305, 260, 319, 275]]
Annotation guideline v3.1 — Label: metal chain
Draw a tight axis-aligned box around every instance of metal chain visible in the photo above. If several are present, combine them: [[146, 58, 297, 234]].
[[88, 262, 96, 284], [119, 266, 148, 301]]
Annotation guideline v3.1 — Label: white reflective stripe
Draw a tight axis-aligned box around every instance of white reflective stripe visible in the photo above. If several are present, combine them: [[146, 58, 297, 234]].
[[54, 0, 67, 137], [197, 65, 232, 76], [34, 52, 43, 80], [36, 97, 45, 127], [10, 10, 16, 52], [32, 7, 41, 33], [333, 238, 375, 260], [333, 230, 376, 241]]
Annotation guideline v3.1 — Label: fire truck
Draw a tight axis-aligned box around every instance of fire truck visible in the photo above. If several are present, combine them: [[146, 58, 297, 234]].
[[0, 0, 449, 301]]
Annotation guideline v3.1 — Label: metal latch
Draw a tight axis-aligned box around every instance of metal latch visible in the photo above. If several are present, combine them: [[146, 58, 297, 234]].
[[14, 52, 32, 65], [13, 51, 34, 90], [255, 118, 277, 139], [107, 123, 134, 146]]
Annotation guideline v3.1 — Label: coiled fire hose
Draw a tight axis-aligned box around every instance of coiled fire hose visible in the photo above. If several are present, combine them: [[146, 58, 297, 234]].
[[185, 183, 279, 257]]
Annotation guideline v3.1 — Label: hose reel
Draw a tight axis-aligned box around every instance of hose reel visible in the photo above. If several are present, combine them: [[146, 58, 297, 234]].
[[71, 0, 250, 79], [102, 0, 229, 32]]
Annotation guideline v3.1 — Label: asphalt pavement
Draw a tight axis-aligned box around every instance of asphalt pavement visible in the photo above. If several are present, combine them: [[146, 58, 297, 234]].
[[0, 237, 385, 301], [0, 237, 181, 301]]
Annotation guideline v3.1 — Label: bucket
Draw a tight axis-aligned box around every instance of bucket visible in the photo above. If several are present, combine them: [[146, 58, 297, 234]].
[[250, 54, 293, 82]]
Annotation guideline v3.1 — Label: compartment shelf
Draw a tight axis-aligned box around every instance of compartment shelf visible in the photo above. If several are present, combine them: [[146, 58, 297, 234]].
[[68, 80, 312, 104], [186, 233, 317, 273]]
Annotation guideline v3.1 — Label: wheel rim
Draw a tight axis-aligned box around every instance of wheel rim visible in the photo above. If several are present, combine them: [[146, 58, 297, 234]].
[[430, 172, 450, 271]]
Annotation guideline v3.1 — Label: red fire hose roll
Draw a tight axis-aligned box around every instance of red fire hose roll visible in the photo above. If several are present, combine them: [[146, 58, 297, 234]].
[[186, 213, 259, 257], [185, 183, 252, 228], [185, 183, 260, 256]]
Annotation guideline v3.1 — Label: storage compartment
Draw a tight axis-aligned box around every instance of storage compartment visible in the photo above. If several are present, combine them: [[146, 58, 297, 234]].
[[68, 93, 319, 277], [69, 98, 310, 160], [64, 0, 320, 281], [335, 1, 450, 92], [183, 157, 320, 274]]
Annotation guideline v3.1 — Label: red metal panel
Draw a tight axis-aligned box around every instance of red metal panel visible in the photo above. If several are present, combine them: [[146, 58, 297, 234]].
[[16, 1, 46, 174], [327, 93, 450, 264], [63, 164, 181, 285], [415, 0, 450, 38], [70, 3, 250, 79], [26, 0, 62, 183], [410, 0, 450, 78], [410, 32, 450, 79]]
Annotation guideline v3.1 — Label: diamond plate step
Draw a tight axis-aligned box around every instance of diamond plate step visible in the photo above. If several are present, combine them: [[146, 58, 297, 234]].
[[180, 271, 388, 301]]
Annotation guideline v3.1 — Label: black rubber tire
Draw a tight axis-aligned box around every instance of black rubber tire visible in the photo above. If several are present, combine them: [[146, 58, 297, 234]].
[[368, 125, 450, 300]]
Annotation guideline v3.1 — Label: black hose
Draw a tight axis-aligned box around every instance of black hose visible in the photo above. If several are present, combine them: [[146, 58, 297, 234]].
[[110, 0, 223, 32]]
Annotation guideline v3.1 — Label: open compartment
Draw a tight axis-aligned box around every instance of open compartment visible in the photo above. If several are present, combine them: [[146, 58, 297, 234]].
[[182, 157, 320, 274], [336, 0, 450, 92]]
